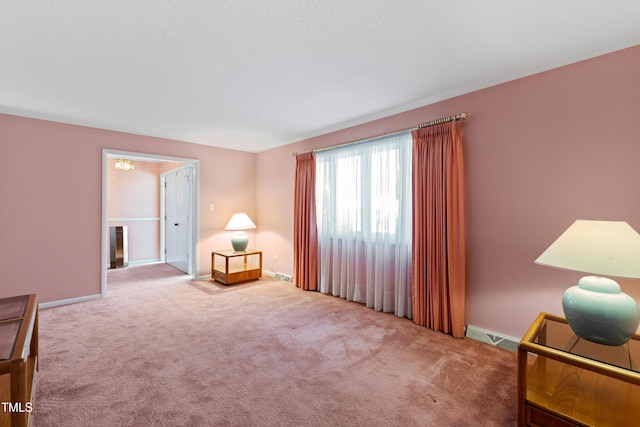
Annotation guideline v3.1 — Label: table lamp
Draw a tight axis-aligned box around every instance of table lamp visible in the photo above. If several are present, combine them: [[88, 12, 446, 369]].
[[224, 212, 256, 252], [535, 220, 640, 346]]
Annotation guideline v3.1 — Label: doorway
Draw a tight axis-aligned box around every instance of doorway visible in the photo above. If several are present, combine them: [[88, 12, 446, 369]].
[[101, 149, 199, 296]]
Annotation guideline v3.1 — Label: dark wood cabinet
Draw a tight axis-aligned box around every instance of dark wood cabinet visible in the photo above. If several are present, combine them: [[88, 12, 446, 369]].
[[0, 294, 38, 427]]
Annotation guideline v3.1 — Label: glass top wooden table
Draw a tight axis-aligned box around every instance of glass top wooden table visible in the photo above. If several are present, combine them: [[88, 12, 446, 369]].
[[517, 312, 640, 427], [211, 249, 262, 285], [0, 294, 38, 427]]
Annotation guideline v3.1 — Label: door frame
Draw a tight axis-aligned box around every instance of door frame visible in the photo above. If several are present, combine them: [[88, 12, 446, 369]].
[[160, 163, 195, 274], [101, 149, 199, 297]]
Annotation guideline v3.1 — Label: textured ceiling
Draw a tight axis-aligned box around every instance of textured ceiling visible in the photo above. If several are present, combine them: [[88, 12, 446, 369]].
[[1, 1, 639, 152]]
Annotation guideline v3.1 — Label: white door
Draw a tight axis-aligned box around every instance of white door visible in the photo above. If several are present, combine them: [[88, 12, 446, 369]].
[[164, 165, 193, 274]]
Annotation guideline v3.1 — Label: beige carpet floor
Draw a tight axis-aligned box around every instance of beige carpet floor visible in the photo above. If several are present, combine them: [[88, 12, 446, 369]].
[[34, 263, 517, 426]]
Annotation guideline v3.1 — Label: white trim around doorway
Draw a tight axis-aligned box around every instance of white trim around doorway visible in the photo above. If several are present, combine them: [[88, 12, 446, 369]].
[[101, 149, 200, 297]]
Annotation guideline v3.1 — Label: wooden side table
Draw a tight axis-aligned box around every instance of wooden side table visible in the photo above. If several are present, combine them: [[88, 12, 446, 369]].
[[517, 312, 640, 427], [211, 249, 262, 285], [0, 294, 38, 427]]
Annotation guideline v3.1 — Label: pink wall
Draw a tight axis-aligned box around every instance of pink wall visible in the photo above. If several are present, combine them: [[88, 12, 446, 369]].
[[256, 45, 640, 338], [0, 116, 256, 303], [1, 46, 638, 337]]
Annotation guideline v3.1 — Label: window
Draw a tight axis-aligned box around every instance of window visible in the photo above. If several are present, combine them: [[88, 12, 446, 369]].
[[316, 133, 411, 240], [315, 131, 412, 317]]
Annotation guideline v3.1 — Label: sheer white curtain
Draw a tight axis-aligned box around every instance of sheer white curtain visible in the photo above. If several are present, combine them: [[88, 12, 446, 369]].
[[315, 132, 412, 318]]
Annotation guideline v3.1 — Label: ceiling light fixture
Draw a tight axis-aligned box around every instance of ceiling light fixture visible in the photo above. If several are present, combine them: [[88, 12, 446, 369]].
[[114, 159, 135, 171]]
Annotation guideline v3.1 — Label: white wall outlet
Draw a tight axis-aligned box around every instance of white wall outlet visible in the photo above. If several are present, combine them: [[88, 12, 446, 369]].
[[208, 203, 214, 212], [274, 254, 278, 262]]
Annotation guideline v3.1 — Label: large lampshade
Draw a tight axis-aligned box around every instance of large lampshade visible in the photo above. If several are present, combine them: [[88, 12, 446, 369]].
[[224, 212, 256, 252], [535, 220, 640, 346]]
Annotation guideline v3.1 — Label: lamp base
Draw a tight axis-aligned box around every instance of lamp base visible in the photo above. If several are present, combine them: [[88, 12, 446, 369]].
[[230, 232, 249, 252], [562, 276, 639, 346]]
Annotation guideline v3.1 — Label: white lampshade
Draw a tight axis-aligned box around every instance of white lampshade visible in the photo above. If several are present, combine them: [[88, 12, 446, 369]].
[[224, 213, 256, 252], [535, 219, 640, 346], [535, 220, 640, 278], [224, 212, 256, 231]]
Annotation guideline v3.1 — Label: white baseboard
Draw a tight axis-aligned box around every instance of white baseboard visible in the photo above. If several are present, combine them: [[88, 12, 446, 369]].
[[128, 259, 162, 266], [262, 269, 276, 278], [39, 293, 102, 309], [196, 270, 290, 281], [262, 270, 292, 282], [465, 325, 519, 352]]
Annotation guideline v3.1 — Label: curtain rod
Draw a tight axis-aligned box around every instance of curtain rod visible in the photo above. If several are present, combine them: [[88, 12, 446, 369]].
[[292, 112, 470, 157]]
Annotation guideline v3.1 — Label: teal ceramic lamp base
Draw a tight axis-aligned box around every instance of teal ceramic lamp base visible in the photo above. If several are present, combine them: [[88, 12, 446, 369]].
[[562, 276, 640, 346], [230, 231, 249, 252]]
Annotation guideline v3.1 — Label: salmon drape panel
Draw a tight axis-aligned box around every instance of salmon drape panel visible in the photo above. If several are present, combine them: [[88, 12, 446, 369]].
[[411, 122, 466, 337], [293, 152, 318, 290]]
